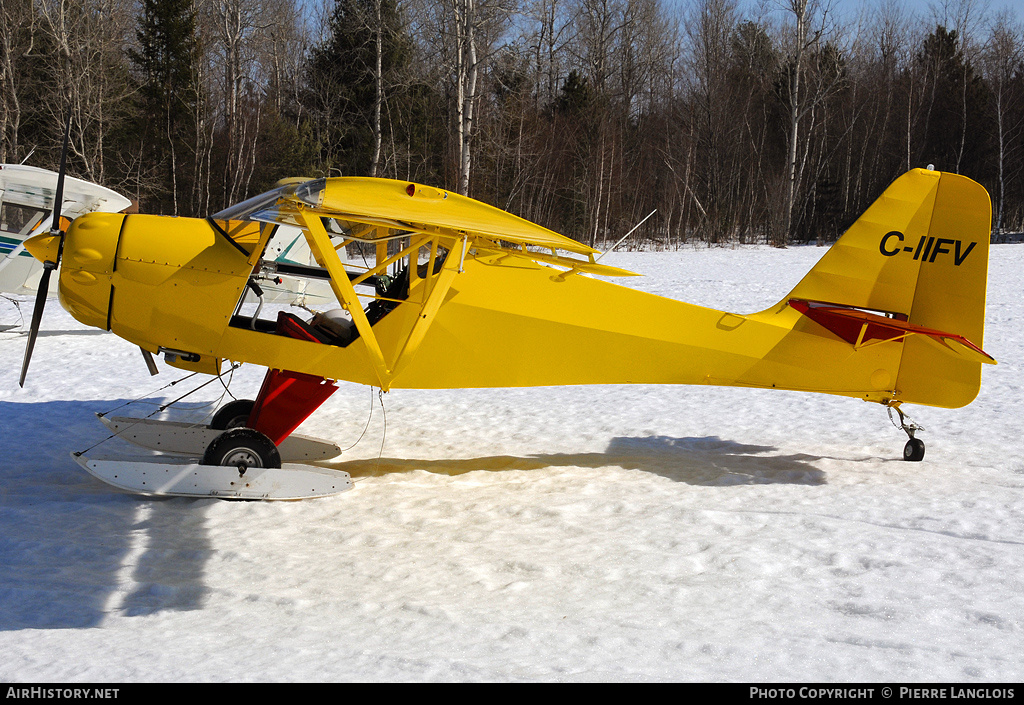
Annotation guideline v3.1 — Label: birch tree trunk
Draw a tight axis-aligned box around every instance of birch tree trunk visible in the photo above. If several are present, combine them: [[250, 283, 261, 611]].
[[371, 0, 383, 177], [453, 0, 478, 195], [783, 0, 810, 243]]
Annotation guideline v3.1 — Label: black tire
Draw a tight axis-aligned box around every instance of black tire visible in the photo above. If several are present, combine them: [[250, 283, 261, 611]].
[[903, 437, 925, 462], [203, 428, 281, 470], [210, 399, 255, 430]]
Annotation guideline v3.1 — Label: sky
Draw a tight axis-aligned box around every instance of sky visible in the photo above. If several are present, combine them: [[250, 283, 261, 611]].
[[699, 0, 1024, 54], [805, 0, 1017, 23], [660, 0, 1023, 47], [835, 0, 1021, 23]]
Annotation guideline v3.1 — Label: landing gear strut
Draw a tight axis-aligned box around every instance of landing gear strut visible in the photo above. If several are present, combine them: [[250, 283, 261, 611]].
[[888, 403, 925, 461]]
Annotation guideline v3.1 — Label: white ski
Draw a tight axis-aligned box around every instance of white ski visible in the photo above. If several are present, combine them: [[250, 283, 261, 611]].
[[74, 454, 353, 500], [98, 415, 342, 461]]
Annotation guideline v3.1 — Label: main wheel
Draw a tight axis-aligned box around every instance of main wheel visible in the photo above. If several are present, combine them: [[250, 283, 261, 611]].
[[903, 437, 925, 462], [203, 428, 281, 470], [210, 399, 255, 430]]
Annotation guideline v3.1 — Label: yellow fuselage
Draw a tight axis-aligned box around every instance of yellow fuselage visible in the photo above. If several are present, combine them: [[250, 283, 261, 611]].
[[41, 169, 992, 411], [52, 212, 896, 406]]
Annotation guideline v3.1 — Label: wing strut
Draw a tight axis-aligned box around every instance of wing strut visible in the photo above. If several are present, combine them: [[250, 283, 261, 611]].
[[296, 209, 392, 388]]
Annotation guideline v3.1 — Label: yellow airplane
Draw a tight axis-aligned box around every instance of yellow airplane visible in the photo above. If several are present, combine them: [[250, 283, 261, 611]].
[[19, 162, 995, 499]]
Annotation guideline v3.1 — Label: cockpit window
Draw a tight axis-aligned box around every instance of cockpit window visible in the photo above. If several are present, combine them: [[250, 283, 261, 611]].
[[0, 201, 46, 236]]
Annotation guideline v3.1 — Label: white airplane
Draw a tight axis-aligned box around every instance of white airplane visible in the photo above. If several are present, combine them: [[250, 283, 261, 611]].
[[0, 163, 133, 297]]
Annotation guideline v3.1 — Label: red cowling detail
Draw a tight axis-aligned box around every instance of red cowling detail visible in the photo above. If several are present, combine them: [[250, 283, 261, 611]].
[[788, 299, 993, 362], [245, 312, 339, 446]]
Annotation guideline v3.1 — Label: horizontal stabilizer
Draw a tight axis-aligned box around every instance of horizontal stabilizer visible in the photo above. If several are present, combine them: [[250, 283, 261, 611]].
[[789, 299, 996, 365]]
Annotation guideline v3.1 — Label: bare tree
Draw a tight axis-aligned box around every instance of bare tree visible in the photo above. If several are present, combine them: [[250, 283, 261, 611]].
[[776, 0, 843, 242], [927, 0, 985, 173], [36, 0, 137, 185], [684, 0, 740, 239], [206, 0, 288, 204], [981, 10, 1024, 235], [522, 0, 574, 107], [0, 0, 36, 164], [411, 0, 515, 195]]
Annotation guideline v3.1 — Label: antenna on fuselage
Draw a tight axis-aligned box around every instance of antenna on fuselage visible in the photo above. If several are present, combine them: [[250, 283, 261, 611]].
[[594, 210, 657, 263]]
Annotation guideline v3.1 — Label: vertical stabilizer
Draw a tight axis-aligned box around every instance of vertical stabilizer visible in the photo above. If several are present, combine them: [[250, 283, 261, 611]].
[[786, 169, 992, 408]]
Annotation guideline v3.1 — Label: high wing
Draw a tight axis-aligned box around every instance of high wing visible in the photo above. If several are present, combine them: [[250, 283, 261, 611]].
[[214, 177, 639, 279]]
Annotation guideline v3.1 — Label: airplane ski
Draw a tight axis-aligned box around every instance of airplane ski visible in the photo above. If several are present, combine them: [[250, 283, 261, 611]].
[[73, 453, 353, 500], [97, 414, 342, 461]]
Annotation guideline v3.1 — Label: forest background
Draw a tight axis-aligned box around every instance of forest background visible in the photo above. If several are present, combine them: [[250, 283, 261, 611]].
[[1, 0, 1022, 248]]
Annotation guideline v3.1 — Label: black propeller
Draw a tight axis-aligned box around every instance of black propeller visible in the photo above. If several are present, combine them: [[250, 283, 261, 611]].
[[19, 114, 72, 388]]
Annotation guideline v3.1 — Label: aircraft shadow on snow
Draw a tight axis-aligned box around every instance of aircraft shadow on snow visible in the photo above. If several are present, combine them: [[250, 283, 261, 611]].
[[326, 434, 827, 486], [0, 400, 210, 630]]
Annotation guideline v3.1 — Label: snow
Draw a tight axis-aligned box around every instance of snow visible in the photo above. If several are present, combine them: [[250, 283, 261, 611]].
[[0, 245, 1021, 682]]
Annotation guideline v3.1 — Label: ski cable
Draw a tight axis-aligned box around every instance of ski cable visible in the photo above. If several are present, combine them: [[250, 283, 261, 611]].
[[96, 370, 202, 419], [80, 363, 242, 457], [156, 363, 242, 413], [0, 295, 24, 329], [374, 388, 388, 476], [338, 385, 376, 453]]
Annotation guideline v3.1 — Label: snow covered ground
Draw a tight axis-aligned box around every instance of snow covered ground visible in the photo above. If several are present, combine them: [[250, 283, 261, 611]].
[[0, 245, 1021, 682]]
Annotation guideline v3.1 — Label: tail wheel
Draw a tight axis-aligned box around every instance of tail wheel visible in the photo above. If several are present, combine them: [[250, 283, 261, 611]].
[[210, 399, 255, 430], [203, 428, 281, 471], [903, 438, 926, 462]]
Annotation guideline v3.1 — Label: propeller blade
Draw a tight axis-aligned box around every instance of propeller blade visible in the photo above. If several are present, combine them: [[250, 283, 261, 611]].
[[19, 113, 72, 388], [49, 114, 72, 261], [19, 264, 53, 387]]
